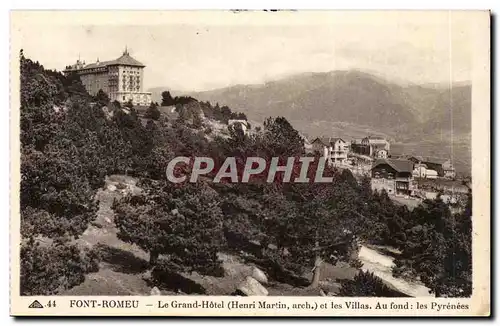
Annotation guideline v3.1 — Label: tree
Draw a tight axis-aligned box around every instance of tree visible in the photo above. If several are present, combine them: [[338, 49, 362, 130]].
[[19, 53, 105, 294], [260, 174, 360, 288], [218, 183, 270, 256], [175, 105, 189, 124], [20, 54, 102, 239], [263, 117, 305, 157], [161, 90, 175, 106], [94, 89, 110, 108], [393, 194, 472, 297], [113, 180, 225, 275], [112, 100, 121, 108], [124, 99, 134, 108], [145, 102, 161, 120], [20, 239, 99, 295], [21, 147, 100, 238], [339, 271, 406, 297], [192, 111, 203, 129]]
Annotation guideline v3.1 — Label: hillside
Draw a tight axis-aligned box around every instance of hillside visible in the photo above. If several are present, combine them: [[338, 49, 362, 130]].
[[67, 175, 425, 297], [21, 53, 472, 300], [150, 70, 471, 173], [151, 70, 471, 141]]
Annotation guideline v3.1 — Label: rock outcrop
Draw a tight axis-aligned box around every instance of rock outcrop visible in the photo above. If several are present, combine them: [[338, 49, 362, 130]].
[[236, 276, 268, 296], [150, 286, 162, 296], [251, 267, 268, 284]]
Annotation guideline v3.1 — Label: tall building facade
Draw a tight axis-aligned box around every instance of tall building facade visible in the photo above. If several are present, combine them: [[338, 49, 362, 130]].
[[64, 48, 152, 106]]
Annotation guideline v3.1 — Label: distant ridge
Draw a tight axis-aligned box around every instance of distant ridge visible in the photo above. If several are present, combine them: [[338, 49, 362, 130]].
[[150, 70, 469, 138], [148, 70, 471, 173], [150, 70, 471, 146]]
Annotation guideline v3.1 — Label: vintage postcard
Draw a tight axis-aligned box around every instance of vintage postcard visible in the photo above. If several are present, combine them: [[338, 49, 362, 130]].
[[10, 10, 490, 316]]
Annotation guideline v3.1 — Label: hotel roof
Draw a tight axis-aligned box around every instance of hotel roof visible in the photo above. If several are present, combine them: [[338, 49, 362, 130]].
[[65, 50, 145, 71]]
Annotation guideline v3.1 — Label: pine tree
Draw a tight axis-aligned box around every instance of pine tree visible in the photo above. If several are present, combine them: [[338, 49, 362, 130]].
[[145, 101, 161, 120], [393, 194, 472, 297], [113, 180, 225, 275], [94, 89, 110, 108]]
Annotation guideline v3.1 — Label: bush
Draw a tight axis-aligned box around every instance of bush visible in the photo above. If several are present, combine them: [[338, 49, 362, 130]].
[[111, 100, 121, 108], [20, 239, 100, 295], [151, 258, 208, 294], [94, 89, 110, 108], [145, 102, 161, 120], [339, 270, 408, 297], [124, 99, 134, 108]]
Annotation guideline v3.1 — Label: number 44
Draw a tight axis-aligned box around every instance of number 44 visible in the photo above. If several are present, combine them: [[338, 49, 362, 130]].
[[47, 300, 56, 308]]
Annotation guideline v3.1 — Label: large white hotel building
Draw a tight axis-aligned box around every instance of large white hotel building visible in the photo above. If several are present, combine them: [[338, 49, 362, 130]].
[[64, 48, 152, 106]]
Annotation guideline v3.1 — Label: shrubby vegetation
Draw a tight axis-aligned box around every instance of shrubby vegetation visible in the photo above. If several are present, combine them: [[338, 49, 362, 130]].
[[339, 271, 407, 297], [145, 102, 161, 120], [20, 50, 149, 294], [113, 180, 225, 274], [20, 52, 103, 239], [19, 51, 471, 297], [161, 90, 247, 124], [20, 239, 99, 296], [393, 192, 472, 297]]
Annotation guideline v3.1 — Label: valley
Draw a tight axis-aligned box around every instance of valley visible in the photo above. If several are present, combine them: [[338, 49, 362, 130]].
[[150, 69, 472, 174]]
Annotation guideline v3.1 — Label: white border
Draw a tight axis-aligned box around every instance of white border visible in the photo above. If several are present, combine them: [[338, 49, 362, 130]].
[[2, 1, 497, 324]]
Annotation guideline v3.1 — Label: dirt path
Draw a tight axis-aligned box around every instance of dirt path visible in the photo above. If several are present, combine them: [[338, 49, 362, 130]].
[[65, 176, 153, 295], [358, 245, 433, 297]]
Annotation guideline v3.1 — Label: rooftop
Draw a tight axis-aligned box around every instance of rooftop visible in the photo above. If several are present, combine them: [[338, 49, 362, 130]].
[[330, 137, 346, 143], [372, 158, 414, 173], [408, 156, 451, 165], [311, 137, 330, 145], [65, 48, 145, 71], [311, 137, 345, 145], [364, 135, 386, 140]]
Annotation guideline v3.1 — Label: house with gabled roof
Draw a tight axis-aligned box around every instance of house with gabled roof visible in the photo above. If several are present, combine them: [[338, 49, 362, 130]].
[[310, 136, 349, 165], [310, 137, 330, 154], [329, 137, 349, 164], [351, 135, 390, 158], [371, 158, 415, 197]]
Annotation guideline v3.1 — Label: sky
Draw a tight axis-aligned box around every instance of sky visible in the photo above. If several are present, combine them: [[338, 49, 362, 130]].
[[13, 11, 479, 92]]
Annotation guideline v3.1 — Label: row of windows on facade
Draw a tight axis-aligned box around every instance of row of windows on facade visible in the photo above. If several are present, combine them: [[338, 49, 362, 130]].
[[86, 75, 139, 82], [119, 84, 140, 88], [373, 171, 395, 179], [106, 72, 140, 77], [85, 79, 140, 87], [373, 171, 411, 181], [85, 85, 140, 92], [108, 78, 139, 84], [121, 94, 150, 101]]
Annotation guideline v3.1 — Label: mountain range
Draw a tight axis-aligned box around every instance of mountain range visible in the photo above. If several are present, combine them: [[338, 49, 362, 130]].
[[149, 70, 471, 173]]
